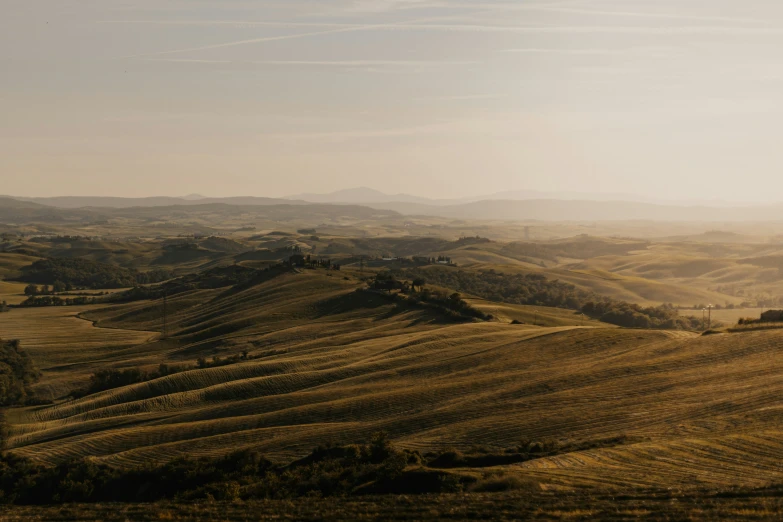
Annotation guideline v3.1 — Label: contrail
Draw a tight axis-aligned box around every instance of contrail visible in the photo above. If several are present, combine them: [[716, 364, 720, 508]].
[[98, 20, 359, 28], [516, 5, 769, 25], [123, 23, 783, 59], [143, 59, 478, 66], [119, 7, 506, 59], [121, 25, 391, 59]]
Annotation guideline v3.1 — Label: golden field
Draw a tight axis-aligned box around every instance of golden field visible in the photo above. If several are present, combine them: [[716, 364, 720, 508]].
[[2, 269, 783, 498]]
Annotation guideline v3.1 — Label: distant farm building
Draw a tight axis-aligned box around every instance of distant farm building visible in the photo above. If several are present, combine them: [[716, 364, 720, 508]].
[[288, 254, 306, 267]]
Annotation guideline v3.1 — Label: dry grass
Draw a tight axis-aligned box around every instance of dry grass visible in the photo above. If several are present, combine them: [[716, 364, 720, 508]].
[[681, 307, 765, 325], [0, 252, 40, 280], [7, 270, 783, 499], [0, 280, 28, 305], [465, 298, 612, 327], [5, 491, 783, 520], [0, 306, 157, 400]]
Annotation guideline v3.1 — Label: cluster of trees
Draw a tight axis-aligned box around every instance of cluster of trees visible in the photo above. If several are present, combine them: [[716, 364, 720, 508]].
[[396, 268, 705, 330], [29, 235, 94, 244], [18, 295, 97, 308], [691, 302, 735, 310], [395, 268, 592, 309], [19, 258, 171, 290], [581, 301, 703, 330], [25, 283, 108, 296], [0, 301, 8, 313], [0, 431, 637, 505], [371, 272, 410, 293], [24, 282, 73, 295], [103, 265, 276, 305], [404, 290, 489, 321], [165, 242, 200, 252], [71, 364, 190, 398], [370, 273, 489, 321], [72, 353, 259, 398], [0, 433, 471, 504], [455, 235, 491, 245], [196, 352, 254, 370], [290, 255, 341, 270], [0, 339, 40, 406]]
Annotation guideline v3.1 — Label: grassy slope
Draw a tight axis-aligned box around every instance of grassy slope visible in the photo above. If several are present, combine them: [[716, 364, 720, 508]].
[[0, 306, 157, 399], [4, 270, 783, 496], [5, 234, 779, 307], [570, 243, 783, 304], [0, 253, 40, 280], [0, 281, 28, 305], [464, 262, 736, 307], [465, 298, 613, 327], [441, 237, 783, 306]]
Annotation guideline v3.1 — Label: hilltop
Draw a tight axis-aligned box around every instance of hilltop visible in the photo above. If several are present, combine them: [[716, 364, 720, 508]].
[[0, 266, 780, 500], [4, 220, 783, 517]]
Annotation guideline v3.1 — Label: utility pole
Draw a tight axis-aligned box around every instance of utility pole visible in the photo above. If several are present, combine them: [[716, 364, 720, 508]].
[[162, 289, 169, 339], [702, 308, 706, 330], [707, 304, 712, 330]]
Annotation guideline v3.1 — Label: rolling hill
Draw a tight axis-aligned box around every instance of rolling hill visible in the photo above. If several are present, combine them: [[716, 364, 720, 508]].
[[1, 267, 783, 501], [4, 196, 304, 209]]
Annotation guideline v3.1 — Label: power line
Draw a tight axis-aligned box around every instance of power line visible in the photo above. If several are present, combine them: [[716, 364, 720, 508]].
[[162, 289, 169, 339]]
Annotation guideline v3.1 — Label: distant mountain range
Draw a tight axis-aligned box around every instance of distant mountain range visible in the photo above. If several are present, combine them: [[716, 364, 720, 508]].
[[2, 189, 781, 222], [285, 187, 437, 205], [3, 196, 306, 209], [286, 187, 761, 207]]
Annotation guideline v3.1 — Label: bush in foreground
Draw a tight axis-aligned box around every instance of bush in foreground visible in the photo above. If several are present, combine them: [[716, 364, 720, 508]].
[[0, 339, 39, 407], [0, 433, 476, 505]]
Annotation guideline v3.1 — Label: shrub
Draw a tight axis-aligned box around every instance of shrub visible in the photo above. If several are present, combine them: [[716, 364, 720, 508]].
[[19, 258, 171, 290], [470, 473, 536, 493], [71, 364, 190, 398], [394, 267, 709, 330], [0, 339, 40, 406]]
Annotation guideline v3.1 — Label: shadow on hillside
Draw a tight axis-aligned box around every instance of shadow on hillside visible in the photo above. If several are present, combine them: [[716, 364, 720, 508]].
[[312, 290, 392, 317], [209, 266, 294, 301], [314, 290, 469, 326]]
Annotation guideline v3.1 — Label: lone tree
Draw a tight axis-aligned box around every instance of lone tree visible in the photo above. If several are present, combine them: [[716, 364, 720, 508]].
[[412, 278, 426, 292], [24, 284, 38, 296]]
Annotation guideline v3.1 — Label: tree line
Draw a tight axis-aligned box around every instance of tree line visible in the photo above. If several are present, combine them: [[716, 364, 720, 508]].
[[71, 353, 260, 399], [18, 258, 171, 290], [0, 340, 40, 406], [369, 272, 490, 321], [394, 268, 706, 330], [0, 430, 641, 505]]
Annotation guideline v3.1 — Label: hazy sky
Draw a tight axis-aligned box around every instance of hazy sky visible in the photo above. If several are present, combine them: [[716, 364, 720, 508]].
[[4, 0, 783, 201]]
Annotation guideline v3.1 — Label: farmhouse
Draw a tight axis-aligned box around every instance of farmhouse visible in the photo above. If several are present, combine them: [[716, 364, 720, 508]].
[[288, 254, 306, 267]]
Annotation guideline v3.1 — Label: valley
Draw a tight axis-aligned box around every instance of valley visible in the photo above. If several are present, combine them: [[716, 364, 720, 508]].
[[4, 213, 783, 518]]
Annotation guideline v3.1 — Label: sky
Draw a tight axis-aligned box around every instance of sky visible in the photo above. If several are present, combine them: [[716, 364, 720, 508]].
[[4, 0, 783, 201]]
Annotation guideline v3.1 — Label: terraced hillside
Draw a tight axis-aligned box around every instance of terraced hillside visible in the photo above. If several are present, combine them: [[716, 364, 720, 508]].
[[567, 242, 783, 306], [0, 306, 157, 399], [3, 268, 783, 496], [6, 232, 783, 309]]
